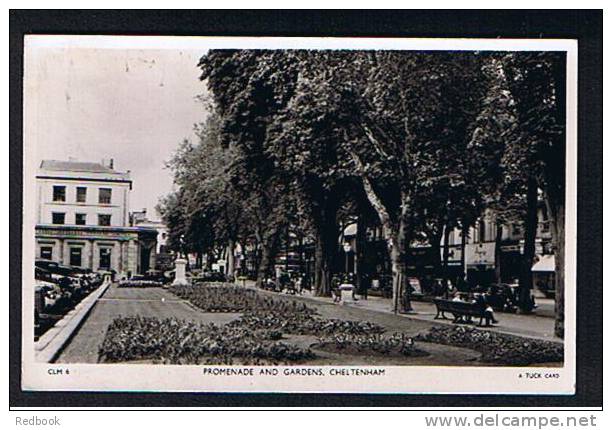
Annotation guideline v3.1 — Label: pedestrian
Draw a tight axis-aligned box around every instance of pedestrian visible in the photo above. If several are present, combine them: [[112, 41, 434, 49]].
[[331, 274, 342, 303], [456, 275, 464, 292], [432, 278, 443, 297], [475, 293, 498, 325], [360, 272, 369, 300]]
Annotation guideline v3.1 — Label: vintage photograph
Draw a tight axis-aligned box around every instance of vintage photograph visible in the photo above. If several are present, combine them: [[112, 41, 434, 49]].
[[21, 36, 577, 393]]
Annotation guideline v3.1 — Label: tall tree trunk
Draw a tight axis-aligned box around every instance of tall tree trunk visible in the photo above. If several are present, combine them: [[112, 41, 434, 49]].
[[355, 214, 366, 296], [519, 177, 538, 313], [314, 225, 336, 297], [252, 234, 260, 280], [256, 233, 279, 288], [390, 237, 403, 313], [312, 202, 339, 297], [494, 220, 503, 284], [205, 252, 214, 270], [284, 226, 290, 272], [226, 239, 236, 280], [429, 227, 443, 290], [297, 234, 304, 276], [460, 222, 467, 283], [548, 199, 565, 339], [393, 212, 412, 313], [442, 223, 451, 297]]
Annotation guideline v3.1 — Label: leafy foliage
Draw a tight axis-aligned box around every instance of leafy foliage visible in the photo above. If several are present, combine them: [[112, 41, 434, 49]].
[[170, 283, 316, 314], [118, 280, 164, 288], [316, 333, 428, 357], [416, 325, 563, 365], [165, 49, 566, 327], [98, 316, 314, 365]]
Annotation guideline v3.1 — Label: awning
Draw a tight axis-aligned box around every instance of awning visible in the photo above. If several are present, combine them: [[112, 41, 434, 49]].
[[532, 254, 555, 272]]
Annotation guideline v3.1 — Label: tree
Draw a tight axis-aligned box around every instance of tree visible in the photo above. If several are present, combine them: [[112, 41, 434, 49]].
[[314, 51, 491, 312], [198, 50, 302, 286], [200, 50, 355, 296], [156, 190, 188, 254], [162, 111, 250, 278], [266, 50, 494, 311], [502, 52, 567, 336]]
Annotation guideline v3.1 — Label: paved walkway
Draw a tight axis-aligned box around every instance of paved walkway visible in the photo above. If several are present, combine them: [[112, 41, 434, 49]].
[[56, 283, 485, 366], [244, 281, 560, 342], [57, 281, 561, 364], [56, 285, 240, 363]]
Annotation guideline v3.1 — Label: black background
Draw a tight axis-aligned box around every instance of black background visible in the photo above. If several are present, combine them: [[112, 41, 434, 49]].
[[9, 9, 603, 408]]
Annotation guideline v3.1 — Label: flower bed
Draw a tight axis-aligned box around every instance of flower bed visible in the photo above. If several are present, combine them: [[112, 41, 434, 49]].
[[172, 283, 385, 336], [118, 280, 164, 288], [415, 326, 563, 365], [232, 311, 385, 336], [170, 283, 317, 314], [315, 333, 429, 358], [98, 316, 314, 365]]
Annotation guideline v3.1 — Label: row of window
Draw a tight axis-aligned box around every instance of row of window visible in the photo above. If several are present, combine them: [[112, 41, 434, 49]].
[[40, 246, 112, 269], [52, 185, 112, 204], [52, 212, 112, 226]]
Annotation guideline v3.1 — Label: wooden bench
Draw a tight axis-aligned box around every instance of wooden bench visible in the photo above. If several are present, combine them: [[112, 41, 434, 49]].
[[433, 298, 493, 327]]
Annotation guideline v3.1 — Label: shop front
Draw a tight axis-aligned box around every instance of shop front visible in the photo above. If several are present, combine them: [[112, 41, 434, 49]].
[[465, 242, 496, 288]]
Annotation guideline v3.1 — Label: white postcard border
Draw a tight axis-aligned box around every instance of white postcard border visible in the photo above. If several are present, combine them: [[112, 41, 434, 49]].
[[21, 36, 578, 394]]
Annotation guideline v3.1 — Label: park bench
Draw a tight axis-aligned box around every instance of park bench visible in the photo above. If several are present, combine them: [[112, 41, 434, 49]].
[[433, 298, 493, 327]]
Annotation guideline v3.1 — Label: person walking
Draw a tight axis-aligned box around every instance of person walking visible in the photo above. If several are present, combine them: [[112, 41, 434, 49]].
[[296, 274, 303, 295], [360, 272, 369, 300], [331, 274, 342, 303]]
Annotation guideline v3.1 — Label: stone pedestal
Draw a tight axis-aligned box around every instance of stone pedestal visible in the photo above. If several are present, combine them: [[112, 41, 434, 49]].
[[339, 283, 354, 305], [172, 258, 189, 286]]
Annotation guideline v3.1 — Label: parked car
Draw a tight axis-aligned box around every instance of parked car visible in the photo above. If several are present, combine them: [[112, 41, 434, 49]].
[[35, 260, 74, 276], [194, 271, 227, 282], [144, 269, 167, 283]]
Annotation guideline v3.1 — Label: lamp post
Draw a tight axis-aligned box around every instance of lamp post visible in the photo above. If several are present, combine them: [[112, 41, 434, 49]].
[[343, 242, 352, 274]]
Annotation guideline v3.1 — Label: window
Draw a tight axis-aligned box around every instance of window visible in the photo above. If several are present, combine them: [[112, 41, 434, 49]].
[[99, 248, 112, 270], [76, 187, 87, 203], [75, 213, 87, 225], [52, 212, 65, 225], [98, 188, 112, 204], [40, 246, 53, 260], [98, 214, 111, 226], [52, 185, 66, 202], [70, 247, 82, 267]]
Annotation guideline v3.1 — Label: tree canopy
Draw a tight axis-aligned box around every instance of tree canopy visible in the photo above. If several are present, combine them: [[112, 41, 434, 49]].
[[162, 49, 567, 335]]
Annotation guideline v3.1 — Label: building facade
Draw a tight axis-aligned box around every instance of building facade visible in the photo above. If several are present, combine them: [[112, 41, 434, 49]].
[[130, 208, 173, 271], [35, 160, 158, 277]]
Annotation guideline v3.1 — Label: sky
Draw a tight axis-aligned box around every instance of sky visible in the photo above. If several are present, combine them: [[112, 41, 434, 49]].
[[28, 47, 209, 219]]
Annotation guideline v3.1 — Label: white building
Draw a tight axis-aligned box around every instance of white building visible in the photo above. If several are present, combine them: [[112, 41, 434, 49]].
[[130, 208, 168, 254], [35, 160, 158, 277]]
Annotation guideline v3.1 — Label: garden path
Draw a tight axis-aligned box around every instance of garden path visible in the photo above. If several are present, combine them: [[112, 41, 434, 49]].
[[56, 284, 241, 363]]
